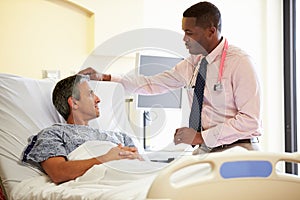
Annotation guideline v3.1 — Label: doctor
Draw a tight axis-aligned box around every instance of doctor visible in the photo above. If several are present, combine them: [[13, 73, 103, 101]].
[[79, 1, 262, 153]]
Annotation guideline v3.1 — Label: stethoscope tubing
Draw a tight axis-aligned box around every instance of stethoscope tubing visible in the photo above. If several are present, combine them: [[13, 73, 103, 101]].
[[217, 39, 228, 84], [185, 39, 228, 91]]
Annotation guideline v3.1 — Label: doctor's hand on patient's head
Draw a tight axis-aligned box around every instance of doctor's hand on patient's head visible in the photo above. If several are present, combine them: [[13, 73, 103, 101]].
[[77, 67, 111, 81]]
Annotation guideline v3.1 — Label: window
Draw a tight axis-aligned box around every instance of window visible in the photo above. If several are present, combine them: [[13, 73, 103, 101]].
[[296, 0, 300, 174], [284, 0, 298, 174]]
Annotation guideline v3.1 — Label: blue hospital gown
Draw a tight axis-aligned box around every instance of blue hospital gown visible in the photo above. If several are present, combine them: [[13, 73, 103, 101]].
[[22, 123, 136, 169]]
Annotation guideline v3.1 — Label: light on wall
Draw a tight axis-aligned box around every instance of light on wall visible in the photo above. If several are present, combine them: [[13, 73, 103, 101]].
[[42, 70, 60, 79]]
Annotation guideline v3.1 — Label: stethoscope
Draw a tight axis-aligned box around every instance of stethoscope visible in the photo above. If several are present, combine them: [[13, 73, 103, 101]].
[[185, 39, 228, 92]]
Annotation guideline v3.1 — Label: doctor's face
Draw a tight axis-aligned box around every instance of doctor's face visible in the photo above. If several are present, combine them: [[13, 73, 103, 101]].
[[182, 17, 209, 55]]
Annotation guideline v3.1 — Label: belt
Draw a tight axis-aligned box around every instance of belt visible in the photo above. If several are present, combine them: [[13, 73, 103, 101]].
[[210, 138, 259, 152]]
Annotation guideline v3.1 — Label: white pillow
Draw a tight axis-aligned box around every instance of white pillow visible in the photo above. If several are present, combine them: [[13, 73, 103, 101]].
[[0, 74, 64, 196]]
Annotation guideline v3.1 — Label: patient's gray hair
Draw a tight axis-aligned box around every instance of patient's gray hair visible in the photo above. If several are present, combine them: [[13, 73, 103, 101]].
[[52, 74, 90, 121]]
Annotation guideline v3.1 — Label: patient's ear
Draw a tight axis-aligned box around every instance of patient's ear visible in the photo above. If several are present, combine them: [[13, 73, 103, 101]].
[[67, 96, 79, 110]]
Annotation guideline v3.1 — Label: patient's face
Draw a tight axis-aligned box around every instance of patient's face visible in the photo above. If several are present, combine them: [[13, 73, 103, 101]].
[[75, 81, 101, 121]]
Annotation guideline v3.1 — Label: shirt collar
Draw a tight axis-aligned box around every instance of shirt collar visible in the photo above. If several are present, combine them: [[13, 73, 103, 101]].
[[205, 37, 226, 64]]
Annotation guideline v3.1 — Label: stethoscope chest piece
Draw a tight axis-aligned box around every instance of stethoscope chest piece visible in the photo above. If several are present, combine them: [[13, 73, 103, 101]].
[[213, 82, 223, 92], [213, 39, 228, 92]]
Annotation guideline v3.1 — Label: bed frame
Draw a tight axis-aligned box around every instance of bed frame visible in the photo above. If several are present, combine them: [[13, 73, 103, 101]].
[[147, 151, 300, 200]]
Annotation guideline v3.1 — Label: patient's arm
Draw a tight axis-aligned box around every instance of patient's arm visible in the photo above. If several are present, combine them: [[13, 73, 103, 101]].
[[41, 156, 101, 184], [41, 145, 141, 184]]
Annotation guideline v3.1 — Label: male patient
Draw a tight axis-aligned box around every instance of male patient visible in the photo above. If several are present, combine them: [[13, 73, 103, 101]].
[[22, 74, 141, 184]]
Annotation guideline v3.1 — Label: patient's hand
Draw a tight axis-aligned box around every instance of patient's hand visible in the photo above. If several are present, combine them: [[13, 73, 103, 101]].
[[97, 145, 143, 163], [118, 144, 138, 153], [78, 67, 111, 81]]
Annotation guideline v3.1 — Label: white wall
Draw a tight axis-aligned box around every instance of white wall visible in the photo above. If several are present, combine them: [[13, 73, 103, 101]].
[[71, 0, 144, 48], [262, 0, 284, 152], [0, 0, 94, 79]]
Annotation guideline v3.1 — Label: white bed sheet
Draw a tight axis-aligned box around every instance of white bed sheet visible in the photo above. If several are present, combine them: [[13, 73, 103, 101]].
[[11, 141, 167, 200], [11, 141, 247, 200]]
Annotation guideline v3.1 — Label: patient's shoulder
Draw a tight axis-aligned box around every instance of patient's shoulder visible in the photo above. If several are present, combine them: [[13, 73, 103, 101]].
[[35, 123, 73, 139]]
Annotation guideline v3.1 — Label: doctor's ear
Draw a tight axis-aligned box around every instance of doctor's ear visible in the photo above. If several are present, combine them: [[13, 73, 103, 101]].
[[67, 96, 79, 109], [206, 26, 217, 38]]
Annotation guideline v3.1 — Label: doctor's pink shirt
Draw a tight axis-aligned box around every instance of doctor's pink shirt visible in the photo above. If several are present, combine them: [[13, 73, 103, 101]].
[[111, 38, 262, 148]]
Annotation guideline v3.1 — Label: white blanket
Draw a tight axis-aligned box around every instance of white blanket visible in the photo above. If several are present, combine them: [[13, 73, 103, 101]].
[[11, 141, 248, 200], [11, 141, 167, 200]]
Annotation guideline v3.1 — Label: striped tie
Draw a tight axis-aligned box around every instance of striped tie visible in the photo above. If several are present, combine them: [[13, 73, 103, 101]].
[[189, 58, 208, 131]]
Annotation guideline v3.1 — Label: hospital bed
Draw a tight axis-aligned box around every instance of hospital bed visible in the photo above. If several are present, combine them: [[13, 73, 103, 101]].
[[0, 73, 300, 200]]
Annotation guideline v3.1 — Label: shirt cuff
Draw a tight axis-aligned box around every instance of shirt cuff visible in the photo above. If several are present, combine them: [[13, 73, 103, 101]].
[[110, 74, 123, 82], [201, 129, 220, 148]]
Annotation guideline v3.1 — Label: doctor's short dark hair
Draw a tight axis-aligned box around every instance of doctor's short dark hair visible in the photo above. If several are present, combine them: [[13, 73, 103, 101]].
[[52, 74, 90, 121], [183, 1, 222, 32]]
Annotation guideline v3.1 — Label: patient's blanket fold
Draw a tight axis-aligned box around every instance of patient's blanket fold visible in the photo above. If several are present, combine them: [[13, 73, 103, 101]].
[[68, 141, 166, 182]]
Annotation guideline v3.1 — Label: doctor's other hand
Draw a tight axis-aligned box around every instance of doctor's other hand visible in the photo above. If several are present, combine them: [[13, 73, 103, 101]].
[[78, 67, 111, 81], [174, 127, 204, 145]]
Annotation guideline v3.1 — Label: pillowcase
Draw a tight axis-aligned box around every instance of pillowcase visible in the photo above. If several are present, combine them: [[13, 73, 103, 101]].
[[0, 74, 64, 196]]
